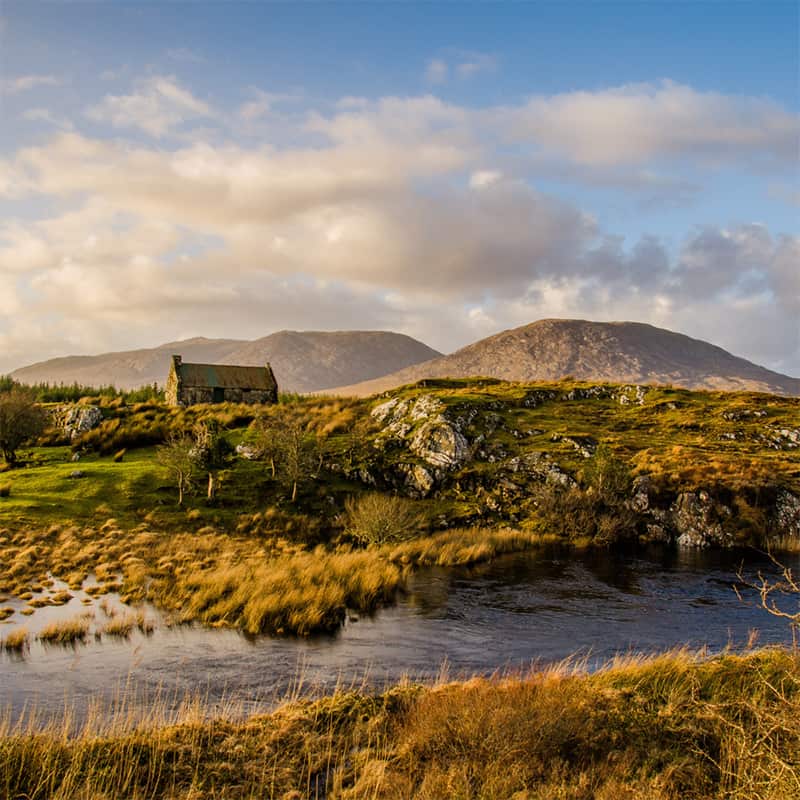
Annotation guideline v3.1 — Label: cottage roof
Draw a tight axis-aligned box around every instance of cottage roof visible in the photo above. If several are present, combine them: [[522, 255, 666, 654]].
[[177, 361, 276, 390]]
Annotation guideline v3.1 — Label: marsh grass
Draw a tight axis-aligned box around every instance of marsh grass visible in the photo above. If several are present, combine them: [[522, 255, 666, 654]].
[[1, 627, 28, 652], [0, 648, 797, 799], [37, 614, 91, 644]]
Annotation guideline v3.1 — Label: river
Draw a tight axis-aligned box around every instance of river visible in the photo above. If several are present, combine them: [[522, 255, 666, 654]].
[[1, 546, 798, 723]]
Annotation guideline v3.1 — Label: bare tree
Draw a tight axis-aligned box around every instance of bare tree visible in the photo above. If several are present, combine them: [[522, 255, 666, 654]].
[[737, 554, 800, 649], [0, 388, 48, 466], [157, 433, 196, 506]]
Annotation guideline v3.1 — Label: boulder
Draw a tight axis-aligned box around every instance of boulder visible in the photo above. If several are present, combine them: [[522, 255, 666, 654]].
[[774, 489, 800, 537], [409, 419, 470, 470], [63, 405, 103, 440], [670, 491, 733, 548]]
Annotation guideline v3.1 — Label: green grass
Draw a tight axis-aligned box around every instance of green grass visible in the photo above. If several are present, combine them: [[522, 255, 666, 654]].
[[0, 648, 797, 799]]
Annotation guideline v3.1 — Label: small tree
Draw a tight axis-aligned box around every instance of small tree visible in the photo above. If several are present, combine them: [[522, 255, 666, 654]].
[[157, 433, 196, 506], [582, 444, 631, 504], [192, 419, 229, 502], [254, 412, 319, 501], [0, 388, 47, 465]]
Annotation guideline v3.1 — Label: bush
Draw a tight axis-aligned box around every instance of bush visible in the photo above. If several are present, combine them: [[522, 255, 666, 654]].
[[0, 485, 10, 498], [341, 493, 423, 546]]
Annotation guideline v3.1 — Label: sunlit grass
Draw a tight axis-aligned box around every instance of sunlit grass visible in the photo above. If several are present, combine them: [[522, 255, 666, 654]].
[[37, 615, 91, 645], [0, 648, 797, 799]]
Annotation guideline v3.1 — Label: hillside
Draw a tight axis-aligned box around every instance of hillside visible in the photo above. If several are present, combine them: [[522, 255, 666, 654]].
[[10, 331, 442, 394], [333, 319, 800, 396]]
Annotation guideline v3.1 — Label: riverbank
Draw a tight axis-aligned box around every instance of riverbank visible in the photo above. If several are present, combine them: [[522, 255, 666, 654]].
[[2, 647, 797, 799]]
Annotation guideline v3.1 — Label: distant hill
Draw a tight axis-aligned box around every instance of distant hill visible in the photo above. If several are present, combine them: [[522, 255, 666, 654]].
[[331, 319, 800, 397], [10, 331, 442, 394]]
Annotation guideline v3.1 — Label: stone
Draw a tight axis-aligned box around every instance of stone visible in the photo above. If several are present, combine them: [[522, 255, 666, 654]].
[[409, 419, 470, 470], [63, 405, 103, 440], [68, 470, 86, 479], [400, 463, 435, 497], [774, 489, 800, 537], [630, 476, 651, 513], [671, 491, 733, 548], [235, 443, 258, 460]]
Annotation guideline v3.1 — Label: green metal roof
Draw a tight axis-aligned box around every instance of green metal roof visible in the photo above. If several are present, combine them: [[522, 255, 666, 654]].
[[178, 362, 276, 390]]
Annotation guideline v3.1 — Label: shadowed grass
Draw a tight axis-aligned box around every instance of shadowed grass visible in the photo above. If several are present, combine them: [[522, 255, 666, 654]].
[[0, 648, 797, 799]]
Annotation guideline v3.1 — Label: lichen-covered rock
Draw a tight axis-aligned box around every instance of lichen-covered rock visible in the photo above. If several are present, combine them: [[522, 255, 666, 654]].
[[615, 385, 649, 406], [399, 463, 435, 497], [774, 489, 800, 537], [670, 491, 734, 548], [409, 419, 470, 470], [235, 443, 258, 460], [630, 476, 652, 513], [504, 452, 576, 488], [63, 405, 103, 440]]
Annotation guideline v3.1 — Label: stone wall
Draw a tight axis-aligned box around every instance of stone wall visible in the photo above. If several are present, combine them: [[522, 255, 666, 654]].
[[177, 386, 277, 406]]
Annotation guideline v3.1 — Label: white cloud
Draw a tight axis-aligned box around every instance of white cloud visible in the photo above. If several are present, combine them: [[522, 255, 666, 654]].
[[21, 108, 74, 130], [425, 59, 448, 85], [85, 75, 213, 137], [455, 52, 497, 78], [425, 52, 496, 84], [507, 80, 798, 167], [2, 81, 798, 375], [469, 170, 503, 189], [238, 88, 299, 121], [1, 74, 61, 94]]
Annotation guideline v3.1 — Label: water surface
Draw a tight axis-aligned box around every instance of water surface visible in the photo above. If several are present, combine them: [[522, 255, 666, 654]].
[[2, 547, 797, 721]]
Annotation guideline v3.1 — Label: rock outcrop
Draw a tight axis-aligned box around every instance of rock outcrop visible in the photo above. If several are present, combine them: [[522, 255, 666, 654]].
[[62, 406, 103, 440]]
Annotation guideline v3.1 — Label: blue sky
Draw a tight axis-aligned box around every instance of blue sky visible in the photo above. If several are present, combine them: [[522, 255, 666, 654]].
[[0, 1, 798, 375]]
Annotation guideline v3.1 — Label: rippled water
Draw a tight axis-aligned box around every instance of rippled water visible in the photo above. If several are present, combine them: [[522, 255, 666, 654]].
[[1, 546, 798, 721]]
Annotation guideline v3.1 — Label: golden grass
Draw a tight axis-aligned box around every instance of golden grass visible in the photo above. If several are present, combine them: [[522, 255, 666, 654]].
[[0, 648, 797, 799], [1, 627, 28, 652], [387, 526, 549, 566], [37, 615, 91, 644]]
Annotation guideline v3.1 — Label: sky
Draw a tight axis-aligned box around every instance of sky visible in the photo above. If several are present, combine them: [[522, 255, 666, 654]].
[[0, 0, 798, 376]]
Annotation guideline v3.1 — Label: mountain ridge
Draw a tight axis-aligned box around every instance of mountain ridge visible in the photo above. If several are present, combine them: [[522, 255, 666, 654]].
[[330, 319, 800, 397], [10, 331, 442, 394]]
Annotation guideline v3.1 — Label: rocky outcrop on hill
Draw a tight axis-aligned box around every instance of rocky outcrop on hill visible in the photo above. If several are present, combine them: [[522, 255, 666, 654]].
[[61, 405, 103, 440], [355, 386, 800, 547]]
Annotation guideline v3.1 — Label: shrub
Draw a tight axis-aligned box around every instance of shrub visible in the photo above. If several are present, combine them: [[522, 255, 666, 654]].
[[341, 493, 423, 546], [0, 485, 9, 498]]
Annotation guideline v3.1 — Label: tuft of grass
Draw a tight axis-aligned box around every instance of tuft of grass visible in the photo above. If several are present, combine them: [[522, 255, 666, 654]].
[[1, 627, 29, 652], [37, 615, 90, 644]]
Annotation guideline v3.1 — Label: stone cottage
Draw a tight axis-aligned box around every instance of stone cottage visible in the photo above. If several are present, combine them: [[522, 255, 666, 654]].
[[166, 355, 278, 406]]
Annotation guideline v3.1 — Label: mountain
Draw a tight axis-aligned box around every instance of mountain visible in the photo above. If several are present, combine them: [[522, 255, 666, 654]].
[[331, 319, 800, 397], [10, 331, 442, 394]]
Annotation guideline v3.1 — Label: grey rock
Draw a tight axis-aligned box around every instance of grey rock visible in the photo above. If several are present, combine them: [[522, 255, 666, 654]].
[[399, 463, 435, 498], [63, 405, 103, 440], [774, 489, 800, 537], [409, 419, 470, 470], [68, 470, 86, 479], [671, 491, 733, 548], [235, 443, 258, 460]]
